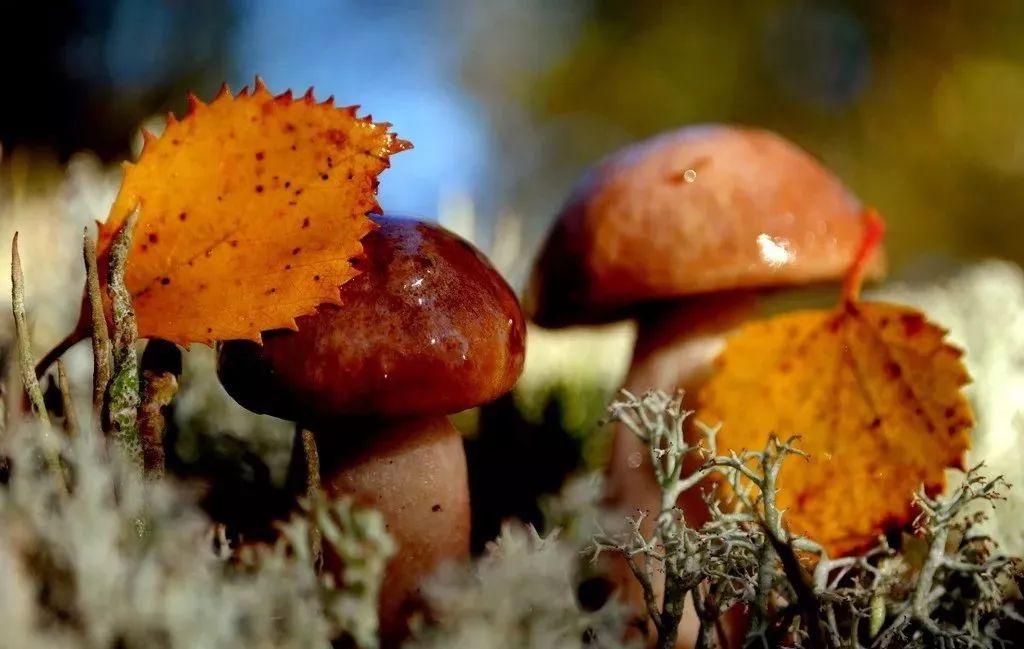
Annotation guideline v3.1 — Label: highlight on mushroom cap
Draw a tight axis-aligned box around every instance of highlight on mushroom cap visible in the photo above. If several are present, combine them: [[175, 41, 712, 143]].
[[217, 215, 526, 425], [525, 124, 887, 328]]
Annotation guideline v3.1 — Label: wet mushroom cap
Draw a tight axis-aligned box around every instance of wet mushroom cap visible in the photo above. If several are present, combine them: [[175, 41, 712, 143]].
[[525, 124, 887, 328], [218, 215, 526, 423]]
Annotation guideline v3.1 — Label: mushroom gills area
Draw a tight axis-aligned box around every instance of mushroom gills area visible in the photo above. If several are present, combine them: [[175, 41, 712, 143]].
[[315, 415, 469, 648]]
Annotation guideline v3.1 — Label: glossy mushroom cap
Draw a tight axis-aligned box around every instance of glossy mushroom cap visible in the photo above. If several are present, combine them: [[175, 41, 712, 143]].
[[218, 216, 526, 424], [525, 124, 887, 328]]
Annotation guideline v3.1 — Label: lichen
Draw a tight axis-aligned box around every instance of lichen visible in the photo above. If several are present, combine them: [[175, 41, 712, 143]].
[[0, 422, 392, 649], [596, 389, 1024, 648], [407, 522, 633, 649]]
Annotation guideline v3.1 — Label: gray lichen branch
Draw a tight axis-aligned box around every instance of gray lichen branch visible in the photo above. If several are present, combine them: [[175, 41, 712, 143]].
[[105, 209, 142, 469], [56, 359, 80, 438], [593, 389, 1023, 649], [83, 228, 112, 431], [10, 232, 64, 480]]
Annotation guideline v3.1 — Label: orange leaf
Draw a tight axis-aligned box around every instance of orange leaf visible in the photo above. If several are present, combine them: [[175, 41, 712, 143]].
[[695, 214, 973, 556], [97, 79, 410, 345]]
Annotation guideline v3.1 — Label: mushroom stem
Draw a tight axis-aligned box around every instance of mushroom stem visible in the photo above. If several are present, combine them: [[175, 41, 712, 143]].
[[315, 415, 470, 649], [605, 290, 757, 649]]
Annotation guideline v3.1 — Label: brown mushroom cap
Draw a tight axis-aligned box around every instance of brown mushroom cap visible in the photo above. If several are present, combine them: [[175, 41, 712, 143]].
[[525, 124, 886, 328], [218, 215, 526, 423]]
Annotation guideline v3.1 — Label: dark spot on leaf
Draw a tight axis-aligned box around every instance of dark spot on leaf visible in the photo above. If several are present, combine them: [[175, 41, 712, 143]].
[[320, 173, 329, 181], [284, 264, 291, 271], [292, 247, 301, 255], [179, 212, 187, 221], [141, 244, 149, 252], [160, 277, 170, 285], [884, 362, 902, 380], [323, 128, 349, 146], [172, 139, 181, 145], [255, 151, 265, 161], [869, 417, 882, 429], [944, 407, 956, 418], [255, 185, 264, 193], [284, 123, 295, 132], [290, 144, 297, 151], [284, 181, 291, 189], [313, 274, 321, 281], [230, 240, 239, 248], [431, 504, 442, 512], [346, 171, 354, 180], [826, 314, 844, 332], [901, 313, 925, 337], [207, 327, 213, 333], [302, 218, 310, 228], [148, 232, 159, 244], [349, 256, 361, 267], [288, 201, 297, 206]]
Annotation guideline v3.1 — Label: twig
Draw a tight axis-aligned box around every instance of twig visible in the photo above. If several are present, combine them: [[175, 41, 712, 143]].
[[12, 234, 49, 426], [56, 359, 79, 438], [105, 210, 142, 469], [300, 426, 324, 572], [83, 229, 111, 430], [765, 524, 828, 647], [137, 372, 174, 479], [138, 339, 181, 480], [11, 233, 63, 480], [0, 358, 8, 477]]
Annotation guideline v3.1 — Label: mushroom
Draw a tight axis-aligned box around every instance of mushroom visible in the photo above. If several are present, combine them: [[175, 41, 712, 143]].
[[217, 215, 526, 647], [524, 124, 885, 646]]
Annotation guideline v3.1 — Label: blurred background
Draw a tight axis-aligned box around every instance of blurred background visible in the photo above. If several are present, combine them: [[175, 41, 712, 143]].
[[6, 0, 1024, 278], [2, 0, 1023, 548]]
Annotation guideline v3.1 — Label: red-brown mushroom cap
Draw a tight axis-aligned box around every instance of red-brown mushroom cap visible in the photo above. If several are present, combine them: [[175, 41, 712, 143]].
[[217, 216, 526, 423], [525, 124, 886, 327]]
